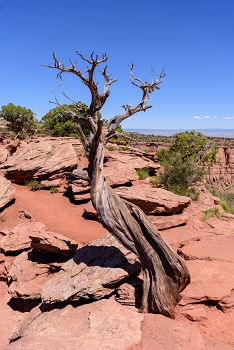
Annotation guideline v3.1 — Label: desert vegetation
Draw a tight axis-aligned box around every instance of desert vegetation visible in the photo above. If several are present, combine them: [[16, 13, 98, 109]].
[[155, 131, 218, 195]]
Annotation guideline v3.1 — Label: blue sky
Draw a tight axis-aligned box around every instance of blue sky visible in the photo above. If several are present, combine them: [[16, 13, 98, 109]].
[[0, 0, 233, 130]]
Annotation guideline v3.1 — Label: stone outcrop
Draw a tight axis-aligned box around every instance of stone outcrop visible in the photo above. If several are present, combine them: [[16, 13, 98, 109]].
[[0, 221, 78, 256], [116, 183, 191, 214], [7, 299, 144, 350], [149, 213, 188, 230], [0, 175, 15, 209], [0, 139, 80, 183], [139, 313, 234, 349], [104, 149, 160, 187], [0, 147, 10, 164], [41, 233, 140, 304], [0, 222, 46, 253], [207, 147, 234, 184], [7, 250, 65, 299], [30, 229, 79, 257], [178, 235, 234, 311]]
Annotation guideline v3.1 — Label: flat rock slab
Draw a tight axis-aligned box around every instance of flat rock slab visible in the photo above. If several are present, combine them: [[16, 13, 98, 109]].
[[7, 299, 144, 350], [42, 233, 141, 304], [0, 175, 15, 209], [178, 235, 234, 263], [0, 221, 79, 256], [139, 313, 234, 350], [149, 213, 188, 230], [206, 218, 234, 234], [0, 222, 46, 253], [0, 147, 9, 164], [30, 228, 79, 257], [7, 250, 66, 299], [180, 260, 234, 310], [116, 184, 191, 214], [104, 149, 159, 187], [0, 140, 78, 183]]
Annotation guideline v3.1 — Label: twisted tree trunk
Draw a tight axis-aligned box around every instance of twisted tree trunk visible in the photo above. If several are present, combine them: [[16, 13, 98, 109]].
[[89, 121, 189, 317], [44, 50, 190, 318]]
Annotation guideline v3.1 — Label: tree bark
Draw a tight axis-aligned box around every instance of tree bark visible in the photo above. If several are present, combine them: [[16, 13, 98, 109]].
[[89, 121, 190, 318]]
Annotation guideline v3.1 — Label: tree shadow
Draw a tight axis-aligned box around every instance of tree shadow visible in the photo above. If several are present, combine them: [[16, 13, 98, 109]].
[[7, 298, 40, 313], [72, 243, 141, 273]]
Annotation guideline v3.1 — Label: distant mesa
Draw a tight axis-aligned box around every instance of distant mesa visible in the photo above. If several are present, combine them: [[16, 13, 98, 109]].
[[124, 128, 234, 138]]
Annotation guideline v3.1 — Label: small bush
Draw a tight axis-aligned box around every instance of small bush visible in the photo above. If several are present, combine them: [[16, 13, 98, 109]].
[[106, 145, 116, 151], [202, 207, 220, 221], [136, 168, 151, 180], [25, 179, 42, 191], [0, 216, 5, 223], [206, 185, 234, 214], [50, 186, 58, 194], [122, 146, 130, 151], [150, 176, 160, 187]]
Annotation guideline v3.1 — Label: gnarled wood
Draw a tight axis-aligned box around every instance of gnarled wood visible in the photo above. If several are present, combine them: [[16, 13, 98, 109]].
[[44, 50, 190, 318]]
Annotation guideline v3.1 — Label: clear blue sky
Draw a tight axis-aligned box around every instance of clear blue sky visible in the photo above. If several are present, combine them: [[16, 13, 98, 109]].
[[0, 0, 233, 130]]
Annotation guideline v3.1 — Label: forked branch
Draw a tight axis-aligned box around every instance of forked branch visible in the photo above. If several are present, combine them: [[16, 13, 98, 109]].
[[106, 64, 166, 139]]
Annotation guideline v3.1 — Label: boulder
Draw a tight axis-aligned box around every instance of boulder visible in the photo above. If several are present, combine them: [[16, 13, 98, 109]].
[[30, 229, 79, 257], [149, 213, 188, 230], [0, 222, 45, 253], [0, 220, 79, 256], [116, 184, 191, 214], [0, 139, 78, 183], [104, 149, 160, 187], [180, 259, 234, 311], [7, 250, 65, 299], [116, 274, 143, 308], [7, 299, 144, 350], [139, 313, 234, 349], [180, 305, 208, 322], [66, 179, 91, 201], [0, 147, 10, 164], [178, 235, 234, 263], [41, 233, 141, 304], [83, 200, 98, 219], [0, 175, 15, 209]]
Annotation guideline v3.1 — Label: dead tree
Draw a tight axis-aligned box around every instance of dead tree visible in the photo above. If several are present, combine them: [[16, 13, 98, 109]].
[[44, 51, 190, 318]]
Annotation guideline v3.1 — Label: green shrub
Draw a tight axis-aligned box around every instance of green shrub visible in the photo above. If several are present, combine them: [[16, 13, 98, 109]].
[[155, 131, 218, 194], [106, 145, 116, 151], [136, 168, 151, 180], [150, 176, 160, 187], [202, 207, 220, 221], [206, 185, 234, 214], [25, 179, 42, 191], [122, 146, 130, 151], [50, 186, 58, 194], [0, 216, 5, 223]]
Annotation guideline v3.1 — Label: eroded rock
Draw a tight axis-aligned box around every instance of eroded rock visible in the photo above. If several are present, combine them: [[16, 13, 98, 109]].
[[7, 250, 65, 299], [116, 184, 191, 214], [0, 139, 78, 183], [0, 222, 45, 253], [180, 260, 234, 311], [41, 233, 141, 304], [30, 229, 79, 257], [104, 149, 160, 187], [0, 175, 15, 209], [7, 299, 143, 350]]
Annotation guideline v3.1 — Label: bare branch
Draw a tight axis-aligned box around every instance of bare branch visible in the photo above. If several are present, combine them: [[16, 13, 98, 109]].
[[106, 64, 165, 137], [99, 66, 117, 93]]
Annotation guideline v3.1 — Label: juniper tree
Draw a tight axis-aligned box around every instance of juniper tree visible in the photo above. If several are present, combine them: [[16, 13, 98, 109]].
[[44, 50, 190, 318]]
